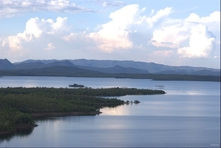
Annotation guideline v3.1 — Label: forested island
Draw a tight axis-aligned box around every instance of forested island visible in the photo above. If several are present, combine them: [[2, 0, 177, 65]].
[[69, 83, 85, 88], [0, 87, 165, 135]]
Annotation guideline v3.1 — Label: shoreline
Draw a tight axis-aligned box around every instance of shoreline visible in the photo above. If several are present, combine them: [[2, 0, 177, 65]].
[[0, 124, 38, 136], [0, 111, 101, 136], [31, 111, 102, 118]]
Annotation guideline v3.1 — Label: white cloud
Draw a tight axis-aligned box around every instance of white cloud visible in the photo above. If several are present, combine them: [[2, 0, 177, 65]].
[[146, 7, 172, 28], [0, 3, 219, 68], [178, 24, 215, 58], [151, 11, 219, 58], [88, 5, 173, 52], [0, 4, 175, 54], [0, 0, 91, 18], [25, 18, 43, 38], [186, 11, 220, 39], [151, 22, 189, 48], [1, 17, 69, 51], [62, 33, 77, 41], [7, 36, 23, 51], [89, 4, 139, 52], [45, 42, 55, 51]]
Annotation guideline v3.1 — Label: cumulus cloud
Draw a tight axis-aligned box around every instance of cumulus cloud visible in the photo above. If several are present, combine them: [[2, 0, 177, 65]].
[[0, 4, 176, 54], [0, 0, 92, 18], [146, 7, 172, 28], [45, 42, 55, 51], [89, 5, 173, 52], [178, 24, 215, 58], [151, 21, 189, 48], [0, 3, 219, 64], [151, 11, 219, 58], [1, 17, 69, 51], [186, 11, 220, 39], [89, 4, 138, 52]]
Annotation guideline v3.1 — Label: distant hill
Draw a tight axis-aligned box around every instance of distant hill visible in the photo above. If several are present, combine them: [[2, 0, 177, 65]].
[[78, 65, 149, 74], [69, 59, 220, 76], [0, 59, 14, 70], [0, 59, 220, 81], [0, 66, 104, 77], [13, 60, 74, 69], [12, 59, 151, 74]]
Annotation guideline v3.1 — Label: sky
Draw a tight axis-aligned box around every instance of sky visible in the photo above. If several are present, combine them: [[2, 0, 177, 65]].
[[0, 0, 220, 69]]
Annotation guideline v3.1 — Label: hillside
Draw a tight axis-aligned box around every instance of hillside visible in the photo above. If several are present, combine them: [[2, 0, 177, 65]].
[[13, 59, 220, 76], [0, 59, 14, 70], [0, 58, 220, 81], [69, 59, 220, 76]]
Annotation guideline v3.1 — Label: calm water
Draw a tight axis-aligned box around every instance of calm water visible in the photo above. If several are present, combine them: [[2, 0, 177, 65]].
[[0, 76, 220, 147]]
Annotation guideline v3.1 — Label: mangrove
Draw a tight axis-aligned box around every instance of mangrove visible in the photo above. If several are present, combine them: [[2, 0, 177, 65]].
[[0, 87, 165, 135]]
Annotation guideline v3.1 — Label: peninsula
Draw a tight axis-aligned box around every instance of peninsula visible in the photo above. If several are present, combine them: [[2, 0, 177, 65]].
[[0, 87, 165, 135]]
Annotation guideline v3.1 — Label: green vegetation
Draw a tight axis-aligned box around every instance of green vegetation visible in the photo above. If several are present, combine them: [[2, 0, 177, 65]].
[[113, 74, 220, 81], [69, 84, 85, 87], [0, 69, 219, 82], [0, 87, 165, 134], [134, 100, 140, 104], [0, 109, 35, 134]]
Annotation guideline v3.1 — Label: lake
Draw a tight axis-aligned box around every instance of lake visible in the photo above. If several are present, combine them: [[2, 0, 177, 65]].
[[0, 76, 220, 147]]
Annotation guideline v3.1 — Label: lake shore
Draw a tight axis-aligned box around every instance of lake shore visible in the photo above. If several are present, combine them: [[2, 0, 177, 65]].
[[0, 123, 38, 136], [0, 111, 101, 136], [31, 111, 101, 118], [0, 87, 164, 136]]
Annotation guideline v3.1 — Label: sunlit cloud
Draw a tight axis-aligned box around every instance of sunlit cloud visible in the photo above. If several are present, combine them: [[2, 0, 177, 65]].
[[0, 1, 219, 68], [89, 5, 173, 52], [45, 42, 55, 51], [178, 24, 215, 58], [151, 11, 219, 58]]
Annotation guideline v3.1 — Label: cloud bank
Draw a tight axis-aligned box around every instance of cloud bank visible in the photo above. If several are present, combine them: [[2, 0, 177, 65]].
[[0, 2, 220, 67]]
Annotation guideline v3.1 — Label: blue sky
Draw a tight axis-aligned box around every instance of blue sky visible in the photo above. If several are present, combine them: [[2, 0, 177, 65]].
[[0, 0, 220, 69]]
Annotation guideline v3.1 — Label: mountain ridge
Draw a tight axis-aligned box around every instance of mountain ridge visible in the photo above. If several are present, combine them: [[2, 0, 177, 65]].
[[1, 58, 220, 76]]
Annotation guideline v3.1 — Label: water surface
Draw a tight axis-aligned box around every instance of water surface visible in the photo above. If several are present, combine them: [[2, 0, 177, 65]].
[[0, 76, 220, 147]]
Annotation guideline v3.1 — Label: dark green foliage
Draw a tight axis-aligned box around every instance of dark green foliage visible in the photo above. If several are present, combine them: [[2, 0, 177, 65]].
[[69, 84, 85, 87], [134, 100, 140, 104], [0, 87, 165, 134], [0, 88, 165, 113], [0, 87, 164, 113], [0, 87, 134, 113], [0, 109, 34, 132], [113, 74, 220, 81], [0, 68, 219, 81]]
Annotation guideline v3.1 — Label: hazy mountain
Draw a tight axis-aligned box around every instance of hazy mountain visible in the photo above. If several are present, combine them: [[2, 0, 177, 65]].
[[14, 61, 45, 69], [69, 59, 173, 73], [14, 59, 58, 64], [0, 59, 14, 70], [0, 59, 220, 76], [69, 59, 220, 76], [79, 65, 149, 74], [13, 59, 151, 74], [0, 65, 104, 77], [14, 60, 75, 70], [45, 60, 74, 67]]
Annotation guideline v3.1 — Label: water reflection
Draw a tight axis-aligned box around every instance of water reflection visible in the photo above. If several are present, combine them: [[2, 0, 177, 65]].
[[0, 77, 219, 147], [0, 128, 34, 142], [101, 105, 129, 116], [101, 95, 220, 117]]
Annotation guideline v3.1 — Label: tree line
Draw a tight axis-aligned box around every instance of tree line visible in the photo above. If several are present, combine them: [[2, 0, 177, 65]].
[[0, 87, 165, 134]]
